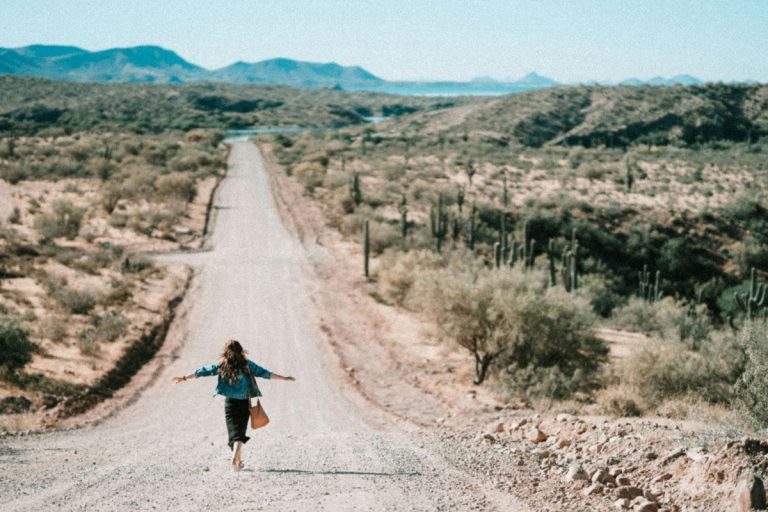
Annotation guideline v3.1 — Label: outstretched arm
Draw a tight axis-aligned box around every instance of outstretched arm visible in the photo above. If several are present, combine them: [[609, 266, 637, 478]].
[[270, 373, 296, 381], [172, 373, 197, 384], [173, 363, 218, 384]]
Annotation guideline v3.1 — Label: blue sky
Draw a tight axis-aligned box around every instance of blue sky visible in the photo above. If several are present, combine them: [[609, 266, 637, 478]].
[[1, 0, 766, 82]]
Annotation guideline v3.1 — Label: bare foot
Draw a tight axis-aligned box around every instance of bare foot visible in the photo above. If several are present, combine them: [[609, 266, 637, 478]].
[[231, 441, 242, 471]]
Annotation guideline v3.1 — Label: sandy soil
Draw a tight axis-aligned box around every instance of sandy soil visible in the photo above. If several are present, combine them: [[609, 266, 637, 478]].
[[0, 142, 527, 511]]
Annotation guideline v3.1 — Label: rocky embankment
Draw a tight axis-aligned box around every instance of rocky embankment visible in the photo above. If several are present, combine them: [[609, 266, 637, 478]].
[[430, 413, 768, 512]]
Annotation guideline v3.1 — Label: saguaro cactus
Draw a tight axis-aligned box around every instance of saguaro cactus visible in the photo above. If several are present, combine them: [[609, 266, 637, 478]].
[[502, 174, 509, 208], [638, 264, 662, 303], [430, 193, 448, 252], [500, 213, 508, 263], [457, 186, 465, 213], [547, 239, 557, 286], [526, 239, 536, 269], [350, 172, 362, 207], [507, 239, 518, 266], [736, 267, 768, 320], [363, 219, 370, 278], [560, 230, 579, 292], [467, 202, 476, 250], [399, 194, 408, 239]]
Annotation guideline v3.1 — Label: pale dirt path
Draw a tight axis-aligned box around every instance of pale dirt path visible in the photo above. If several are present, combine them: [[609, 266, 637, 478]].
[[0, 142, 526, 511]]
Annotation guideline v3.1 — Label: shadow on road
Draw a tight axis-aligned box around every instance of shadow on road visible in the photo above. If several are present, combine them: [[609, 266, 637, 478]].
[[262, 468, 422, 477]]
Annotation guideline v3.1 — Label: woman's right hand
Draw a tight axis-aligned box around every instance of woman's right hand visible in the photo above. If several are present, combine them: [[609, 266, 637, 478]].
[[172, 376, 185, 384]]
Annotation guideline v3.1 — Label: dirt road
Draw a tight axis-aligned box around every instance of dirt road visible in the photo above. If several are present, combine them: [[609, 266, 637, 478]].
[[0, 142, 526, 511]]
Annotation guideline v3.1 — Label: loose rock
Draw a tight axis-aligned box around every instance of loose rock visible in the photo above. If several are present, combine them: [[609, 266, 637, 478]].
[[736, 474, 767, 512], [614, 486, 644, 500]]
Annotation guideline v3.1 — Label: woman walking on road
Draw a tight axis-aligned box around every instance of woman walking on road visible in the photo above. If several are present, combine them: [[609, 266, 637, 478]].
[[173, 339, 295, 470]]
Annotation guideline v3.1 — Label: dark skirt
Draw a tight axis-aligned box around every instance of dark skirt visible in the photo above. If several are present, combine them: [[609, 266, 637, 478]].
[[224, 398, 250, 450]]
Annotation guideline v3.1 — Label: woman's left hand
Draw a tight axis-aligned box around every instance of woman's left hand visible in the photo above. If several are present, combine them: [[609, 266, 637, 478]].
[[172, 376, 186, 384]]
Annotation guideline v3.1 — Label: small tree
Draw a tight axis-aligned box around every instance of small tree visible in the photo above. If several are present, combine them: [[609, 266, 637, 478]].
[[413, 262, 505, 384]]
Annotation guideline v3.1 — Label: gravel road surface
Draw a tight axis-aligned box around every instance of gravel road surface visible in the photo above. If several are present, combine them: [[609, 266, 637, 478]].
[[0, 142, 526, 511]]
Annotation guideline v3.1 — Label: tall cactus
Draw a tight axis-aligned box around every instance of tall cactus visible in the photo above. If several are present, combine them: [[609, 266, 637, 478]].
[[638, 264, 662, 303], [526, 239, 536, 269], [430, 193, 448, 252], [451, 215, 461, 247], [735, 267, 768, 320], [500, 213, 508, 264], [363, 219, 370, 278], [560, 230, 579, 292], [547, 240, 557, 286], [502, 173, 509, 208], [520, 219, 530, 267], [457, 186, 465, 213], [349, 171, 362, 207], [467, 202, 476, 250], [494, 242, 502, 269], [507, 239, 518, 267], [399, 194, 408, 239]]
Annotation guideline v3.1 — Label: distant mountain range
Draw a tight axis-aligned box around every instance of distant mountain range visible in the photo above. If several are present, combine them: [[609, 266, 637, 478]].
[[0, 44, 754, 95]]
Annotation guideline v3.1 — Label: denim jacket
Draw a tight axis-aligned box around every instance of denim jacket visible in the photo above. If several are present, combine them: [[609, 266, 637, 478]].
[[194, 359, 272, 399]]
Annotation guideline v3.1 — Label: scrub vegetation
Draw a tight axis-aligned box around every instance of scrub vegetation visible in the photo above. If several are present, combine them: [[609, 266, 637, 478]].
[[267, 82, 768, 426]]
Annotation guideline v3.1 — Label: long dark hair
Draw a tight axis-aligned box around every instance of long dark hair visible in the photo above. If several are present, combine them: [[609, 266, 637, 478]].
[[219, 339, 248, 383]]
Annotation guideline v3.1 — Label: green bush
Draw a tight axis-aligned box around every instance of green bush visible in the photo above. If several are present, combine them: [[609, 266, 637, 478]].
[[0, 317, 36, 369], [621, 330, 743, 407], [410, 258, 607, 391], [735, 321, 768, 427], [34, 199, 85, 240], [610, 296, 711, 345]]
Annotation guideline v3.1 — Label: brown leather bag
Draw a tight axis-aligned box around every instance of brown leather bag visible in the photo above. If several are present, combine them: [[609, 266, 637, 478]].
[[245, 365, 270, 429]]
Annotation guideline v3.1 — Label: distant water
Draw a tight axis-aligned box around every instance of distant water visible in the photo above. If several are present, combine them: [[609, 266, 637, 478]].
[[223, 126, 322, 142], [223, 116, 389, 142], [346, 82, 548, 97]]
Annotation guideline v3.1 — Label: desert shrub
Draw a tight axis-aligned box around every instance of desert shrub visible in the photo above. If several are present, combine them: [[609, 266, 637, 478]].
[[496, 285, 607, 399], [77, 328, 100, 355], [610, 296, 710, 344], [735, 320, 768, 428], [8, 206, 21, 224], [154, 172, 197, 202], [92, 311, 129, 342], [730, 237, 768, 274], [375, 249, 443, 306], [410, 259, 606, 390], [292, 161, 326, 193], [597, 386, 644, 417], [579, 273, 625, 317], [0, 317, 36, 369], [34, 199, 85, 240], [102, 278, 132, 305], [621, 330, 743, 407], [53, 286, 98, 315], [130, 203, 185, 234], [122, 255, 152, 274], [39, 316, 67, 343], [368, 221, 401, 255], [611, 297, 665, 334]]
